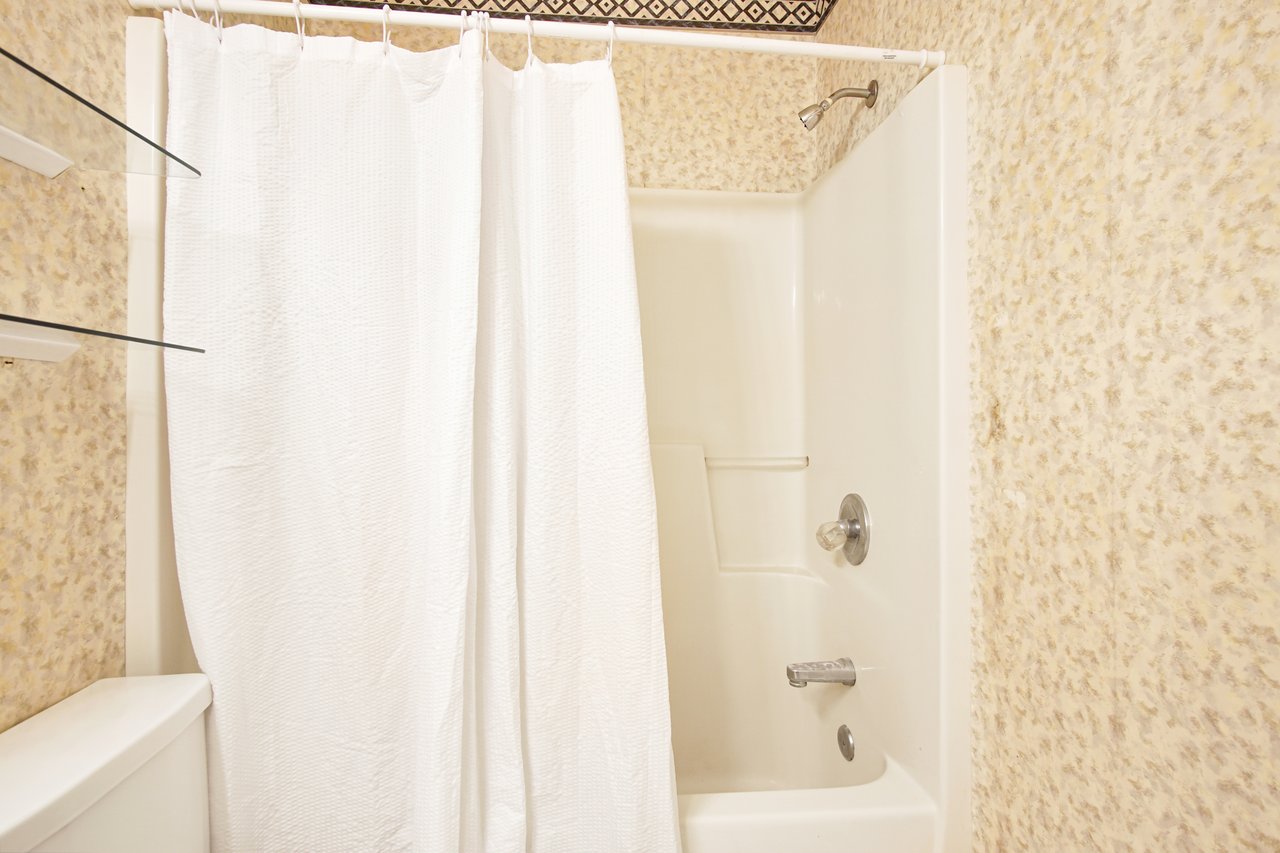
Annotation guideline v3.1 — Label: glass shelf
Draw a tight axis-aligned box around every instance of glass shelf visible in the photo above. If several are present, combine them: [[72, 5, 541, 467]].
[[0, 314, 204, 358], [0, 45, 199, 178]]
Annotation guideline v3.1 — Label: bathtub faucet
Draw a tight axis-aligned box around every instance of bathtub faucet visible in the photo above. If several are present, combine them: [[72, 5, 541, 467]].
[[786, 657, 857, 688]]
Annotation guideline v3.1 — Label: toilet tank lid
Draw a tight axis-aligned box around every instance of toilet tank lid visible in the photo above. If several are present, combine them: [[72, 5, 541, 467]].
[[0, 674, 211, 851]]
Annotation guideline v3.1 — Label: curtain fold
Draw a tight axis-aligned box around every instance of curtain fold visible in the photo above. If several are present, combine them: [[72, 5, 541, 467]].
[[163, 14, 678, 852]]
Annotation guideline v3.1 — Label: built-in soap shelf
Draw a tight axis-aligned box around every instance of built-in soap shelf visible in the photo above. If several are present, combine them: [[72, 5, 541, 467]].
[[704, 456, 810, 471], [0, 314, 203, 364], [0, 45, 198, 178], [650, 443, 821, 584]]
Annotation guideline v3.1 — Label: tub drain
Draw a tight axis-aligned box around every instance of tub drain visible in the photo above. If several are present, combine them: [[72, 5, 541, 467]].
[[837, 724, 856, 761]]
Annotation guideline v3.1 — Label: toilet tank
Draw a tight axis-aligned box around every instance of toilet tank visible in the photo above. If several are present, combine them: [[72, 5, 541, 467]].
[[0, 674, 211, 853]]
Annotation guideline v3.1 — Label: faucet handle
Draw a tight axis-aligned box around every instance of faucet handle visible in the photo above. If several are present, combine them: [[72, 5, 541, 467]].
[[814, 494, 871, 566], [816, 520, 851, 551]]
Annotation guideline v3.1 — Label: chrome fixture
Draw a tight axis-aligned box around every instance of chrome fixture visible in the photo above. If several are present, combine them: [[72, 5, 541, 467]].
[[815, 493, 871, 565], [798, 81, 878, 130], [786, 657, 857, 688], [837, 725, 856, 761]]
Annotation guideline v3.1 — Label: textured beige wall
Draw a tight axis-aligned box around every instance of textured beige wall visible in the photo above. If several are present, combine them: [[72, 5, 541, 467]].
[[815, 0, 1279, 848], [0, 0, 135, 732]]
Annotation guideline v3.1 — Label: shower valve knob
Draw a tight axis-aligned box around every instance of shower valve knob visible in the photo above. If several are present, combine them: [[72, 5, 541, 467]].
[[816, 520, 856, 550], [815, 493, 871, 566]]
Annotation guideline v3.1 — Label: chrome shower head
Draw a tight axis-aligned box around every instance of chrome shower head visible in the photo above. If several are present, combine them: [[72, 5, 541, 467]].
[[798, 80, 878, 131], [798, 101, 827, 130]]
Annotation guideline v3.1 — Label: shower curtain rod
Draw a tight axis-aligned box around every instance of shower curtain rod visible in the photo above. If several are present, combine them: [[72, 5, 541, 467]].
[[126, 0, 945, 67]]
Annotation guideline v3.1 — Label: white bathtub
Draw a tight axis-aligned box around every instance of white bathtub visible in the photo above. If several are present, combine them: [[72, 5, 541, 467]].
[[636, 65, 970, 852], [678, 761, 934, 853], [652, 446, 936, 852]]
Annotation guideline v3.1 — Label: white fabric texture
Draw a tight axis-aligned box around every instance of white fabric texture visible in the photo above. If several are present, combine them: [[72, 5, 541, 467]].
[[163, 14, 679, 852]]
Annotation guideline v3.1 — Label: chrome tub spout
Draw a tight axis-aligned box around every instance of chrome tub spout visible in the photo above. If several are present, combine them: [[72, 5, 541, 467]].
[[786, 658, 857, 688]]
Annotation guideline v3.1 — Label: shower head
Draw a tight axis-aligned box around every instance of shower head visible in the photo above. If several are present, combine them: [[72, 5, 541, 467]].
[[798, 102, 826, 131], [798, 80, 878, 131]]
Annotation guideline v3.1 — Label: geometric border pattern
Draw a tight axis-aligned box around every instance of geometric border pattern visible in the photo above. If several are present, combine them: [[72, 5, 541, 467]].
[[309, 0, 839, 34]]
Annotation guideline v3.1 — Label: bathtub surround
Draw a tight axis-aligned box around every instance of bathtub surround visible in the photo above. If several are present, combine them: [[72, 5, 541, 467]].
[[636, 65, 968, 850], [161, 15, 677, 850], [811, 0, 1280, 849]]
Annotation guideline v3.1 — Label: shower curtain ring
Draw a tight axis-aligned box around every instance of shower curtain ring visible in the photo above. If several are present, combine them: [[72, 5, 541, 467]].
[[212, 0, 224, 40], [606, 20, 615, 66], [293, 0, 305, 50], [525, 14, 534, 65], [483, 12, 491, 56], [382, 4, 392, 55]]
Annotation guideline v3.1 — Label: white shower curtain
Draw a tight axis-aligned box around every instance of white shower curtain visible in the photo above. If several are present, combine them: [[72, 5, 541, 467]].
[[162, 14, 679, 852]]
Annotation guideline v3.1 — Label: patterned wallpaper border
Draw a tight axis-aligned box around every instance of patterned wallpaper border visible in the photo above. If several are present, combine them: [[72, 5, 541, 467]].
[[311, 0, 839, 33]]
